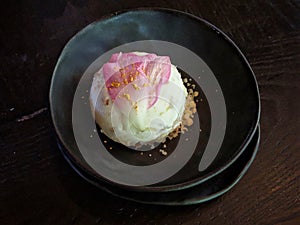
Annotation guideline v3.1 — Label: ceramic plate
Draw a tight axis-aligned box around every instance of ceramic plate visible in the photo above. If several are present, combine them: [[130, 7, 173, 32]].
[[60, 126, 260, 205], [50, 8, 260, 192]]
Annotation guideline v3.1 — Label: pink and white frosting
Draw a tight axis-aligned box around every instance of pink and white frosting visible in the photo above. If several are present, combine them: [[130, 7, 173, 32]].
[[103, 52, 171, 109], [90, 52, 187, 147]]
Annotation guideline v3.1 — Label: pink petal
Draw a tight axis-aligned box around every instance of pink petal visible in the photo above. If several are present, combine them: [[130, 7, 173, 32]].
[[102, 52, 171, 109]]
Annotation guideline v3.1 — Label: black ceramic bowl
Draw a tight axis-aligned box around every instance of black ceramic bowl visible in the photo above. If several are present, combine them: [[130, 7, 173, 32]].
[[60, 127, 260, 205], [50, 8, 260, 192]]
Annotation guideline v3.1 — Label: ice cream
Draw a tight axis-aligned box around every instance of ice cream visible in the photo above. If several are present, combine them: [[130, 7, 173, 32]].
[[90, 52, 188, 147]]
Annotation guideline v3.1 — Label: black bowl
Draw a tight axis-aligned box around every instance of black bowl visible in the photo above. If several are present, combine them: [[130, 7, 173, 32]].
[[60, 126, 260, 205], [50, 8, 260, 192]]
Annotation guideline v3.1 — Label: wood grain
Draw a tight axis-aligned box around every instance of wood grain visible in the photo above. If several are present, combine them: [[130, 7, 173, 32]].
[[0, 0, 299, 224]]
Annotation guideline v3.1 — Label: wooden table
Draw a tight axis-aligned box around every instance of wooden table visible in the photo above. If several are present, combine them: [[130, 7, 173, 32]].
[[1, 0, 299, 224]]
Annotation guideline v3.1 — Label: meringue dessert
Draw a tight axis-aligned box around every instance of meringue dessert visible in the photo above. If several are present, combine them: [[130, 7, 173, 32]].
[[90, 52, 195, 147]]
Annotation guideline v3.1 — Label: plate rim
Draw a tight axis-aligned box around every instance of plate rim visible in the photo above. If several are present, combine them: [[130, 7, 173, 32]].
[[60, 126, 260, 205], [49, 7, 261, 192]]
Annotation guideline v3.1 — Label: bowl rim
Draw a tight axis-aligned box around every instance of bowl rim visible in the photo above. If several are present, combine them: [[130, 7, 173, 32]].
[[60, 126, 260, 205], [49, 7, 261, 192]]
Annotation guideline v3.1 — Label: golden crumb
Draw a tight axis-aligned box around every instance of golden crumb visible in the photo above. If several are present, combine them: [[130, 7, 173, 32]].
[[123, 93, 131, 100], [123, 79, 128, 85], [111, 81, 121, 87], [132, 83, 141, 90], [167, 86, 198, 140], [159, 149, 168, 156]]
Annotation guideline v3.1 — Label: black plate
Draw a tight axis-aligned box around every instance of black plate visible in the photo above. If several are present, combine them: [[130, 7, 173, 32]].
[[50, 8, 260, 192], [60, 126, 260, 205]]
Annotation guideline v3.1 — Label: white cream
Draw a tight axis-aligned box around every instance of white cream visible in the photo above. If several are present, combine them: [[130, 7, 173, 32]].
[[90, 52, 187, 147]]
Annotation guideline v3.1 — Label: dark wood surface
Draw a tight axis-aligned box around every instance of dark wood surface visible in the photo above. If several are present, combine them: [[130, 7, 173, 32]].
[[1, 0, 299, 224]]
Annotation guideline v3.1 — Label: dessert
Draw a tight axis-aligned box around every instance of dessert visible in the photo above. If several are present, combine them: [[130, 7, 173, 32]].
[[90, 52, 195, 147]]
